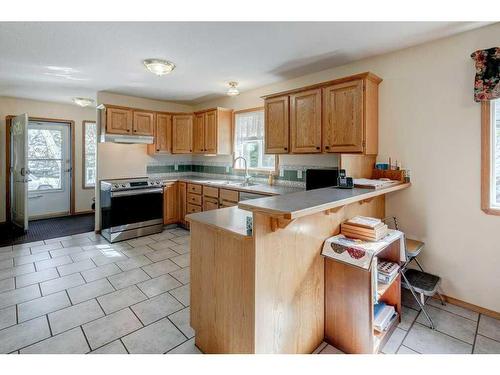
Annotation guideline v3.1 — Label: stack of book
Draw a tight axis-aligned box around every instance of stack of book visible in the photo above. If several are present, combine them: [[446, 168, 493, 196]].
[[341, 216, 388, 241], [373, 302, 397, 332], [377, 260, 399, 284]]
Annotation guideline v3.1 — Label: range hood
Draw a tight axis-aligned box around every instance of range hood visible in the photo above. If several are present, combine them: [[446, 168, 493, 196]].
[[97, 104, 154, 145]]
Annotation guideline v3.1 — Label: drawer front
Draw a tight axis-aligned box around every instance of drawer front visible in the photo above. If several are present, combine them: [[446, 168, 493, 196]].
[[219, 189, 239, 203], [220, 201, 237, 208], [187, 183, 202, 194], [203, 186, 219, 199], [187, 193, 202, 205], [187, 203, 202, 214], [203, 200, 219, 211], [204, 196, 218, 204]]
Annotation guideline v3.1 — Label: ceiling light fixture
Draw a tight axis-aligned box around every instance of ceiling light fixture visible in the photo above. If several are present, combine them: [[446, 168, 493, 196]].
[[72, 97, 94, 107], [227, 81, 239, 96], [143, 58, 176, 76]]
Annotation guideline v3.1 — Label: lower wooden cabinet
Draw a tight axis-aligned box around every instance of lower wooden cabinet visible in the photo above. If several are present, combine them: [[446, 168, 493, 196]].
[[178, 182, 187, 226], [203, 197, 219, 211], [163, 182, 178, 225]]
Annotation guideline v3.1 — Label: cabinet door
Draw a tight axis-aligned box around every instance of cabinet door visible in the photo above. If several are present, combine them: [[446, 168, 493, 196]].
[[265, 96, 289, 154], [203, 198, 219, 211], [290, 89, 322, 153], [172, 115, 193, 154], [163, 182, 178, 225], [178, 182, 187, 225], [155, 113, 172, 153], [133, 110, 155, 136], [106, 107, 132, 134], [204, 110, 218, 154], [322, 80, 363, 153], [193, 113, 205, 154]]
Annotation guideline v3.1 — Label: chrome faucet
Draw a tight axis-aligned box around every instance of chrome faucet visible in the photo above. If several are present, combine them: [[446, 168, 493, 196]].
[[233, 156, 252, 185]]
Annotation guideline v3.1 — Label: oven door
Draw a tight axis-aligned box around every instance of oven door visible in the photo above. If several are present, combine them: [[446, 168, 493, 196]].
[[102, 187, 163, 232]]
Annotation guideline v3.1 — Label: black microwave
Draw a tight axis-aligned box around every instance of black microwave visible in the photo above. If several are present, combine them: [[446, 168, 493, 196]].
[[305, 168, 339, 190]]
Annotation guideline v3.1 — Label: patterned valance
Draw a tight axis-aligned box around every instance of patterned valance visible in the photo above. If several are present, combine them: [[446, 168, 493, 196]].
[[471, 47, 500, 102]]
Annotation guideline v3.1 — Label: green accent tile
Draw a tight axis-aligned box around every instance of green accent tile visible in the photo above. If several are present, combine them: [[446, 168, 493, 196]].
[[284, 170, 297, 181]]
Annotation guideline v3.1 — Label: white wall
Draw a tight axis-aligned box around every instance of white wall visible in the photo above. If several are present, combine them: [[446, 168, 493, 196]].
[[195, 23, 500, 312], [0, 96, 97, 222]]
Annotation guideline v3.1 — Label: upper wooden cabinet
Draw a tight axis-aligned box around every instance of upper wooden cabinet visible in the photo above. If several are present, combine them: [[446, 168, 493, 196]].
[[106, 107, 132, 134], [290, 89, 322, 153], [172, 114, 193, 154], [265, 96, 289, 154], [192, 108, 232, 155], [105, 106, 154, 136], [263, 72, 381, 155], [148, 113, 172, 155]]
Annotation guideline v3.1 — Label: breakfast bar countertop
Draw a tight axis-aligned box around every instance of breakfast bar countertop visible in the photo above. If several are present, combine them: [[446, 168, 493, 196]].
[[186, 206, 252, 238], [238, 182, 411, 219]]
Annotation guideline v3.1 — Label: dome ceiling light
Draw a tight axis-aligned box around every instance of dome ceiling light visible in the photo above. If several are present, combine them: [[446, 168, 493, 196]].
[[72, 97, 94, 107], [227, 81, 240, 96], [143, 58, 176, 76]]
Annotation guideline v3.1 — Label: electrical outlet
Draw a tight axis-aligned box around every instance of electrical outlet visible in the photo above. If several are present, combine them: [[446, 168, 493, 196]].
[[297, 169, 303, 179], [279, 168, 284, 177], [174, 164, 178, 171]]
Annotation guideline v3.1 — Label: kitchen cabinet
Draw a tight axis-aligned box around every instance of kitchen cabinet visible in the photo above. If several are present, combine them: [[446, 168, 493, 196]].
[[148, 113, 172, 155], [105, 105, 154, 136], [172, 114, 193, 154], [264, 95, 289, 154], [106, 107, 132, 134], [192, 108, 232, 155], [178, 182, 187, 226], [219, 189, 239, 207], [290, 89, 322, 153], [262, 72, 381, 155], [163, 182, 178, 225]]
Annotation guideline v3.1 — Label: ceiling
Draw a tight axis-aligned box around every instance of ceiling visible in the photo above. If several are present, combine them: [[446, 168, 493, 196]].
[[0, 22, 490, 105]]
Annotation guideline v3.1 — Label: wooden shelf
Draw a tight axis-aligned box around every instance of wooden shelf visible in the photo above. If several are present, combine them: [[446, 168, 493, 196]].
[[373, 312, 399, 353], [377, 273, 401, 299]]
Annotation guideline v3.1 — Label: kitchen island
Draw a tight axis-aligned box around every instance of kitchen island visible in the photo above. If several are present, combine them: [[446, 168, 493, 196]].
[[186, 183, 410, 354]]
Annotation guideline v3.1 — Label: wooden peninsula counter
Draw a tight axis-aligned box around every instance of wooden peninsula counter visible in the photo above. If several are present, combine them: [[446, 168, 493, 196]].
[[186, 183, 410, 354]]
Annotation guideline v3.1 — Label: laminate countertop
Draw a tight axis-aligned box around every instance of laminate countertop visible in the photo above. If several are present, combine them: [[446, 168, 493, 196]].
[[186, 206, 252, 238], [238, 182, 411, 219], [161, 175, 304, 196]]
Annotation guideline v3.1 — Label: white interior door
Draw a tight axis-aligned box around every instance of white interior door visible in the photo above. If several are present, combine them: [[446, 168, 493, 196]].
[[27, 121, 71, 219], [11, 114, 29, 231]]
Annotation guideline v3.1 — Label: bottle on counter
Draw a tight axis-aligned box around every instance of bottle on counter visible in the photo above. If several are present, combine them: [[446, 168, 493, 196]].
[[268, 171, 274, 186]]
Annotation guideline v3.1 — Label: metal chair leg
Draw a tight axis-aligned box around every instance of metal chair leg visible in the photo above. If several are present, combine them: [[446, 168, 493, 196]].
[[414, 258, 425, 272], [401, 271, 435, 330]]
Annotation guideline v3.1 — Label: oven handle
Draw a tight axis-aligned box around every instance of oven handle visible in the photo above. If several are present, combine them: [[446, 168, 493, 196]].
[[110, 188, 164, 197]]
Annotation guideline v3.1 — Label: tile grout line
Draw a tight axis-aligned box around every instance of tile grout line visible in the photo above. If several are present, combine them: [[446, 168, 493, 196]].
[[393, 308, 421, 354], [471, 314, 481, 353], [79, 325, 93, 353], [413, 321, 475, 348]]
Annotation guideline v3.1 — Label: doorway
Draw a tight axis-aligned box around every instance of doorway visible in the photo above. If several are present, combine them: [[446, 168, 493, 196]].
[[27, 120, 72, 219]]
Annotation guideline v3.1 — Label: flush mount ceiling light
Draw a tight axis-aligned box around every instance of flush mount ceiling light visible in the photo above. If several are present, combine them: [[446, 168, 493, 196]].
[[143, 58, 176, 76], [227, 81, 239, 96], [72, 97, 94, 107]]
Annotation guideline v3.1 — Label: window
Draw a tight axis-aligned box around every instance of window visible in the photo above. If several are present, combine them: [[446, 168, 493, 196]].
[[27, 127, 63, 191], [481, 99, 500, 215], [233, 108, 276, 172], [83, 121, 97, 188]]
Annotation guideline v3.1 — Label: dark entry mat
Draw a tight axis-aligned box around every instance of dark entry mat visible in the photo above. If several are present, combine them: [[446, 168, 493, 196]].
[[0, 213, 95, 247]]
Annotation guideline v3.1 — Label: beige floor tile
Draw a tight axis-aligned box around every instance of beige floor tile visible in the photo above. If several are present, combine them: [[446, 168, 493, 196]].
[[0, 278, 15, 293], [49, 299, 105, 335], [40, 273, 85, 296], [44, 236, 72, 245], [81, 263, 122, 283], [18, 291, 70, 322], [319, 344, 344, 354], [121, 246, 155, 258], [147, 239, 178, 251], [170, 236, 190, 245], [168, 338, 202, 354], [169, 267, 189, 285], [0, 284, 41, 309], [0, 248, 31, 260], [67, 278, 114, 305], [91, 250, 128, 266], [108, 268, 150, 290], [403, 323, 472, 354], [0, 245, 13, 253], [16, 268, 59, 288], [13, 241, 44, 250], [14, 252, 51, 266], [142, 259, 179, 278], [145, 249, 178, 262], [127, 237, 156, 248], [170, 244, 189, 255], [70, 249, 102, 262], [116, 255, 152, 272], [90, 340, 128, 354], [169, 284, 190, 307], [397, 345, 419, 354], [35, 255, 73, 271], [0, 263, 35, 280], [137, 274, 182, 298], [427, 298, 479, 321], [97, 285, 147, 314], [49, 246, 84, 258], [30, 242, 63, 254], [168, 307, 194, 338], [478, 315, 500, 342], [57, 259, 96, 276], [381, 327, 406, 354], [398, 306, 418, 331], [170, 254, 189, 268], [0, 259, 13, 271], [20, 327, 90, 354], [0, 305, 16, 330], [312, 341, 328, 354], [148, 232, 176, 241], [473, 334, 500, 354], [131, 292, 184, 325], [122, 317, 185, 354], [0, 316, 50, 353], [83, 308, 142, 350], [61, 237, 92, 247]]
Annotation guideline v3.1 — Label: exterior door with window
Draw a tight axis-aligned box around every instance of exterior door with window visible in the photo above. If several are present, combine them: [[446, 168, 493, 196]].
[[27, 121, 71, 218], [10, 113, 29, 231]]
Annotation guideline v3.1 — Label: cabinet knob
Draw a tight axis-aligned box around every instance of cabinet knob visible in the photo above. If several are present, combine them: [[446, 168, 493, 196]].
[[127, 129, 131, 132], [325, 146, 330, 150], [284, 147, 288, 151], [316, 146, 320, 150], [133, 129, 137, 132]]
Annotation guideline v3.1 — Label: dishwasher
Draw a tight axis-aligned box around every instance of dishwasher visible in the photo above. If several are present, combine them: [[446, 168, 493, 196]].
[[238, 191, 271, 201]]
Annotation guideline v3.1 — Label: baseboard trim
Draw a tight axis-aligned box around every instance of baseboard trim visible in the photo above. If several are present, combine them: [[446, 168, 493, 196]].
[[73, 210, 95, 216], [433, 294, 500, 320]]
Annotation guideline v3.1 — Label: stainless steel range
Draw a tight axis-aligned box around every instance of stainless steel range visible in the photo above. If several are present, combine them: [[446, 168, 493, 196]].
[[100, 177, 164, 243]]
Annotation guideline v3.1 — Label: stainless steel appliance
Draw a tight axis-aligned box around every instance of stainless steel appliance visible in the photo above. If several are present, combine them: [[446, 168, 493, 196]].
[[100, 177, 164, 243]]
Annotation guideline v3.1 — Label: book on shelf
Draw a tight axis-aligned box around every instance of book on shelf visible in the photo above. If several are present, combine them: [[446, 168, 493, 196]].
[[377, 260, 399, 284], [373, 302, 397, 332], [345, 216, 383, 229], [341, 216, 388, 241]]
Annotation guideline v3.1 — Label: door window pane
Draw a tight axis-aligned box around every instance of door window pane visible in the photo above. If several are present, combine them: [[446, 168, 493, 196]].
[[27, 128, 63, 191], [234, 110, 275, 171], [84, 122, 97, 188]]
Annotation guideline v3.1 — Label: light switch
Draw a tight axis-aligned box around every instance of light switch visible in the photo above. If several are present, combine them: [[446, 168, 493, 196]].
[[174, 164, 178, 171]]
